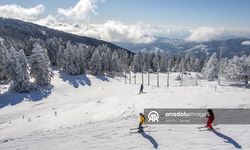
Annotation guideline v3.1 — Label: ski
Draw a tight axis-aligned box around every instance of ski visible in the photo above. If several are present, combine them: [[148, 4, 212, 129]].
[[142, 130, 157, 132], [129, 130, 157, 134], [130, 126, 148, 130], [197, 126, 207, 129], [197, 124, 217, 129], [199, 128, 220, 131], [129, 132, 139, 134]]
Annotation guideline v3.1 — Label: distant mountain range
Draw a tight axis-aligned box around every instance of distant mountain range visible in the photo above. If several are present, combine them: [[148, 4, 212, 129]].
[[1, 17, 249, 59], [115, 37, 250, 58], [0, 17, 133, 55]]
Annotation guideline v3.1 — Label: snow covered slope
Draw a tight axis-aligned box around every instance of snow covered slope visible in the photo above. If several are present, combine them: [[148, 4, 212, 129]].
[[0, 70, 250, 149]]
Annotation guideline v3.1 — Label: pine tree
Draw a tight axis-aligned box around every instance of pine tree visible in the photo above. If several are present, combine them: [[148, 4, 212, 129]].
[[171, 56, 180, 72], [77, 44, 87, 74], [152, 53, 160, 72], [104, 48, 112, 72], [132, 53, 141, 72], [221, 57, 228, 75], [23, 37, 35, 56], [179, 58, 185, 73], [63, 41, 79, 75], [56, 43, 66, 69], [101, 51, 107, 72], [224, 55, 249, 80], [160, 54, 168, 72], [247, 55, 250, 75], [143, 53, 151, 72], [85, 46, 96, 70], [138, 52, 145, 72], [119, 51, 129, 72], [0, 42, 7, 81], [111, 50, 120, 72], [90, 49, 102, 75], [46, 37, 60, 65], [193, 58, 201, 72], [5, 47, 31, 92], [30, 42, 53, 86], [202, 53, 219, 81]]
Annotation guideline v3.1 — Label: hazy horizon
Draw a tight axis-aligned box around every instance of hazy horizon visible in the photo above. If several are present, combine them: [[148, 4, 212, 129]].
[[1, 0, 250, 43]]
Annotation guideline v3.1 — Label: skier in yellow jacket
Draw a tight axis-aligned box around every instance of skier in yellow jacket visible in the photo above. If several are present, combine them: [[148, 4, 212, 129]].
[[138, 113, 145, 132]]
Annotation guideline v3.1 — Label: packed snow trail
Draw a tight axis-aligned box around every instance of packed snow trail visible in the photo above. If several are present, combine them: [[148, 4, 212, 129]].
[[0, 71, 250, 149], [0, 119, 247, 149]]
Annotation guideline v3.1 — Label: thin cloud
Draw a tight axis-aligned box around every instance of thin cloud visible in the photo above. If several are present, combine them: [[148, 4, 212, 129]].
[[100, 20, 156, 43], [242, 40, 250, 45], [0, 4, 45, 21], [57, 0, 102, 24], [36, 15, 58, 26], [186, 26, 250, 42], [40, 20, 157, 43], [186, 27, 223, 42]]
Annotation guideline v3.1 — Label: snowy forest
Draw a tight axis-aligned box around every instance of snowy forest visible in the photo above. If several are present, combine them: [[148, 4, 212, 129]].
[[0, 36, 250, 93]]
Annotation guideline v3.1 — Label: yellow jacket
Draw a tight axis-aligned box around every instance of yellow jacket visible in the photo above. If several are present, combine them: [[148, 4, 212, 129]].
[[139, 115, 145, 124]]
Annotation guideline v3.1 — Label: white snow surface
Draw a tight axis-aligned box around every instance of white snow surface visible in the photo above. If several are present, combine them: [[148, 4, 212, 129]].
[[0, 71, 250, 150]]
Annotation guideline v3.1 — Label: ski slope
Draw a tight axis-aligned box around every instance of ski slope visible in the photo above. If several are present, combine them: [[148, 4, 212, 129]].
[[0, 70, 250, 150]]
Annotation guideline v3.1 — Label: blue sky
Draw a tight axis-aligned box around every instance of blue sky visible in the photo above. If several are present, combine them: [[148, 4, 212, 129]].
[[97, 0, 250, 27], [0, 0, 250, 27], [0, 0, 250, 43]]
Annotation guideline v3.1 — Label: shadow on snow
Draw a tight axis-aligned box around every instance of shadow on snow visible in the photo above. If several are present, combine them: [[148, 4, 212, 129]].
[[0, 70, 113, 108], [59, 71, 113, 88], [59, 71, 91, 88], [141, 131, 159, 149], [212, 130, 242, 149], [95, 75, 110, 82], [0, 85, 53, 109], [229, 83, 250, 89]]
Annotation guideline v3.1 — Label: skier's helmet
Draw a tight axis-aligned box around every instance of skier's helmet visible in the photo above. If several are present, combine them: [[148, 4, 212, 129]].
[[207, 109, 213, 114]]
